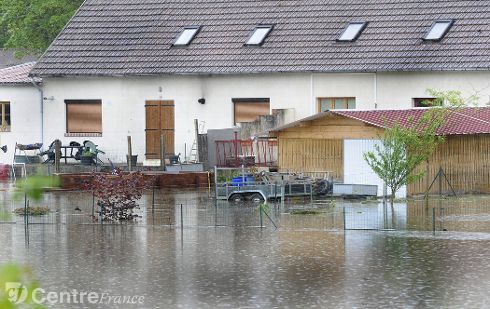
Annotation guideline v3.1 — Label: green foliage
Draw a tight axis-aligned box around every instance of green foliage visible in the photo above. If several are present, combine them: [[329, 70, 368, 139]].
[[216, 170, 240, 183], [0, 264, 44, 308], [0, 0, 83, 55], [257, 202, 270, 213], [363, 89, 470, 201], [13, 174, 60, 202], [81, 148, 94, 157], [13, 207, 50, 216]]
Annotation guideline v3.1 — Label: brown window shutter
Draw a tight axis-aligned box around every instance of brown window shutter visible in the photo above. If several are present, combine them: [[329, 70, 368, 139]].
[[66, 100, 102, 133], [234, 101, 270, 124]]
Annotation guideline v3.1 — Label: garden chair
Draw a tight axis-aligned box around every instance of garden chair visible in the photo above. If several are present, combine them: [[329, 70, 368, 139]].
[[83, 140, 105, 164], [39, 140, 58, 164]]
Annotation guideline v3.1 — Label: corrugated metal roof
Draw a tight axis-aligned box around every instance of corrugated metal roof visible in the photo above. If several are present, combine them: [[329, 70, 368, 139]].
[[271, 107, 490, 136], [0, 62, 40, 85], [31, 0, 490, 77]]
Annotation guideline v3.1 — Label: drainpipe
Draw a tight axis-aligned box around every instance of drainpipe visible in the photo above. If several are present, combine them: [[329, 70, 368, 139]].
[[374, 73, 378, 109], [30, 77, 44, 146], [310, 73, 315, 114]]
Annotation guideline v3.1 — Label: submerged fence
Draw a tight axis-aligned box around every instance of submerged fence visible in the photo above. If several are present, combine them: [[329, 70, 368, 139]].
[[2, 188, 490, 232]]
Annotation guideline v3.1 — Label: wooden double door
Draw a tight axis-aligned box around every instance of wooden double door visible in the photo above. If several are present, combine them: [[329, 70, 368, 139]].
[[145, 100, 174, 159]]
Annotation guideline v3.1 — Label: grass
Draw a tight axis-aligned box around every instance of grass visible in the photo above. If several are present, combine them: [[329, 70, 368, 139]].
[[289, 209, 322, 215], [14, 206, 50, 216]]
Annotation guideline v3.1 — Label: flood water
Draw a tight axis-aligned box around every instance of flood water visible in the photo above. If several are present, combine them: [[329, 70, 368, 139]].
[[2, 189, 490, 308]]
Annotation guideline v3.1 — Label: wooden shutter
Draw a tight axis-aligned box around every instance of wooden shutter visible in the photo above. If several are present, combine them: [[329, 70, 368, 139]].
[[145, 100, 174, 159], [233, 100, 270, 124], [66, 100, 102, 133]]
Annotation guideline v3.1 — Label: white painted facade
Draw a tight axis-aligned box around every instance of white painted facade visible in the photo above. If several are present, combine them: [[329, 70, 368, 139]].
[[0, 85, 42, 164], [343, 139, 407, 198], [40, 71, 490, 163]]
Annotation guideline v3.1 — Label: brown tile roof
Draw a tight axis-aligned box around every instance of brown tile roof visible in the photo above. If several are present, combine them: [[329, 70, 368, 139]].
[[0, 62, 40, 85], [333, 108, 490, 135], [272, 107, 490, 136], [31, 0, 490, 77]]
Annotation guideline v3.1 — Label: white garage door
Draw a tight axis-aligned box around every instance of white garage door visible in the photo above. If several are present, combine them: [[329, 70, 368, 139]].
[[343, 139, 407, 198]]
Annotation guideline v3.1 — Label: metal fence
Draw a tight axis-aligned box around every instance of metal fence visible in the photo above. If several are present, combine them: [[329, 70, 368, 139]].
[[2, 188, 490, 232]]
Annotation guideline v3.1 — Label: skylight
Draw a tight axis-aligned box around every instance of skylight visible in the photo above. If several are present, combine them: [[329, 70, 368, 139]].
[[246, 26, 273, 46], [424, 20, 454, 41], [173, 26, 200, 46], [338, 22, 367, 42]]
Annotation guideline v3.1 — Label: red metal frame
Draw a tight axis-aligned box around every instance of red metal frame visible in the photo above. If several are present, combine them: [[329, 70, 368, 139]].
[[215, 139, 277, 167]]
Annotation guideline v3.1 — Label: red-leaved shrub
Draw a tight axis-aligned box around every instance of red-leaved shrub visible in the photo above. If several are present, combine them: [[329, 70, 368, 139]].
[[85, 170, 153, 221]]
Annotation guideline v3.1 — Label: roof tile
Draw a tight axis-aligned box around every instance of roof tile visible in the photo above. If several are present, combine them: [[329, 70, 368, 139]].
[[31, 0, 490, 77]]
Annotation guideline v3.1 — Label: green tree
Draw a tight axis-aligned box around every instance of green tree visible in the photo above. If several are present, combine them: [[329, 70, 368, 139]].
[[363, 90, 473, 204], [0, 0, 83, 55]]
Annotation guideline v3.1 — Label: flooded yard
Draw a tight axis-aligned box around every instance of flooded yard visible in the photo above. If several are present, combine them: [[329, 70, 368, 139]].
[[2, 188, 490, 308]]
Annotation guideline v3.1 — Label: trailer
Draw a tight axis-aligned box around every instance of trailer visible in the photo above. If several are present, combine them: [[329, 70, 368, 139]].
[[214, 167, 312, 202]]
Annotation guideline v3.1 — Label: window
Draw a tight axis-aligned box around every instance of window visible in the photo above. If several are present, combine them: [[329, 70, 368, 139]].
[[65, 100, 102, 135], [233, 98, 270, 125], [338, 22, 367, 42], [246, 26, 273, 46], [0, 102, 10, 131], [424, 20, 454, 41], [173, 26, 200, 46], [413, 98, 438, 107], [318, 97, 356, 112]]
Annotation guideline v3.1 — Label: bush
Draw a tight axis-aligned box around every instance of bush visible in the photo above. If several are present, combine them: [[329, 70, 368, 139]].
[[84, 170, 153, 222], [13, 206, 50, 216]]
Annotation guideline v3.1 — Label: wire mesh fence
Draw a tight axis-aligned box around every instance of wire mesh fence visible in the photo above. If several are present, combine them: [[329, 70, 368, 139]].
[[1, 187, 490, 232]]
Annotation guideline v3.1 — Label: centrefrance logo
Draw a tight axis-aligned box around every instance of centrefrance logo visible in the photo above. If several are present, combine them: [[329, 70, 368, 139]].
[[5, 282, 28, 304], [5, 282, 145, 305]]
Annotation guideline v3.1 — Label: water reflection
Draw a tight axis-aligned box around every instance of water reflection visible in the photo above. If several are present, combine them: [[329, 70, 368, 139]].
[[1, 225, 490, 308], [1, 190, 490, 307]]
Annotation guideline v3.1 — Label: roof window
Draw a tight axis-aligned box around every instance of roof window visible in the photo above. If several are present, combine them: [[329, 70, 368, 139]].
[[338, 22, 367, 42], [173, 26, 200, 46], [424, 20, 454, 41], [246, 26, 273, 46]]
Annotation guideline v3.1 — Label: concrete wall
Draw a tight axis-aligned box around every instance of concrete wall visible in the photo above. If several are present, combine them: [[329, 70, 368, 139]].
[[41, 71, 490, 163], [0, 85, 42, 164]]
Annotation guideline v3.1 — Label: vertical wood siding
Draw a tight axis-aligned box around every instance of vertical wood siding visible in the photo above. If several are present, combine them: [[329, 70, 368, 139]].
[[278, 138, 343, 180], [409, 135, 490, 195]]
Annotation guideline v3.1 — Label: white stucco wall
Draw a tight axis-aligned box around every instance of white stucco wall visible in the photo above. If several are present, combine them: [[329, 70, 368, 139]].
[[41, 71, 490, 163], [0, 85, 42, 164], [376, 71, 490, 109]]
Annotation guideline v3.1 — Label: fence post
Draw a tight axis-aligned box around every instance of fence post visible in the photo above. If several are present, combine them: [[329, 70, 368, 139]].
[[127, 136, 133, 172], [343, 206, 346, 230], [438, 167, 442, 197], [180, 204, 183, 229], [194, 119, 200, 162], [92, 191, 95, 218], [152, 186, 155, 213], [259, 204, 263, 228], [160, 134, 166, 170], [24, 193, 28, 226], [432, 207, 436, 235], [54, 139, 61, 174]]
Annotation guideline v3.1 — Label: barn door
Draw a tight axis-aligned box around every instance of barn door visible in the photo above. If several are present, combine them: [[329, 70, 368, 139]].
[[145, 100, 175, 159]]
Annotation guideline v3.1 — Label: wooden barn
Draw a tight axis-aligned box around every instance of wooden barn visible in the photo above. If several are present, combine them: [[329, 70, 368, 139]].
[[269, 108, 490, 197]]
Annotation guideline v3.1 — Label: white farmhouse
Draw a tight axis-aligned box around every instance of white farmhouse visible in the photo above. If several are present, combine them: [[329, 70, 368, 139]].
[[29, 0, 490, 163], [0, 62, 42, 163]]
